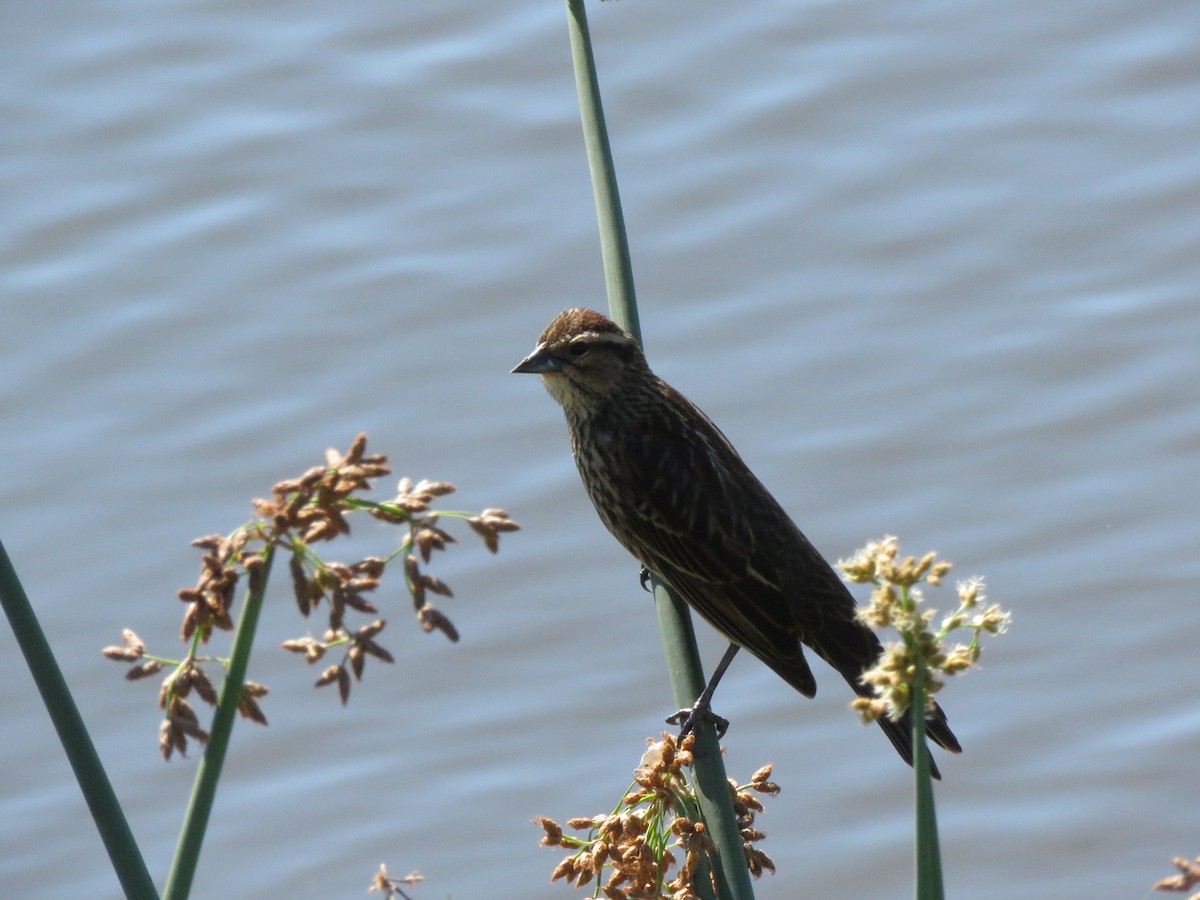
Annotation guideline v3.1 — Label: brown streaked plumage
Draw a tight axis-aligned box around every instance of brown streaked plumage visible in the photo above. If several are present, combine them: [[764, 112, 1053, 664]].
[[512, 308, 961, 775]]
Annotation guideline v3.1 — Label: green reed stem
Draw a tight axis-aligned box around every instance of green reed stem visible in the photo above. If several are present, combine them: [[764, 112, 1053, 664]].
[[163, 542, 275, 900], [565, 0, 638, 333], [911, 652, 945, 899], [564, 3, 755, 897], [0, 539, 159, 899]]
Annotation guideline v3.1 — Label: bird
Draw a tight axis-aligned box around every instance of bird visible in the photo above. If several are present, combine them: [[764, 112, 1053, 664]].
[[511, 307, 961, 776]]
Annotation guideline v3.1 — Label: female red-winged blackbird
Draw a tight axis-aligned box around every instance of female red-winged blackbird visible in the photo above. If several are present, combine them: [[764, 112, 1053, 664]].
[[513, 308, 961, 775]]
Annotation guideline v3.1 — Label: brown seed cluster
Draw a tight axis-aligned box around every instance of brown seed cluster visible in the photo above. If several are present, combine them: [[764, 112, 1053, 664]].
[[467, 507, 521, 554], [102, 433, 518, 757], [152, 657, 271, 760], [1154, 855, 1200, 898], [102, 628, 161, 678], [536, 732, 778, 898], [282, 551, 397, 706], [279, 474, 517, 701], [254, 434, 392, 543], [177, 531, 250, 644]]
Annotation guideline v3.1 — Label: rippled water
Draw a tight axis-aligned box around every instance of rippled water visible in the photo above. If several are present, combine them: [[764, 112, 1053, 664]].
[[3, 1, 1198, 897]]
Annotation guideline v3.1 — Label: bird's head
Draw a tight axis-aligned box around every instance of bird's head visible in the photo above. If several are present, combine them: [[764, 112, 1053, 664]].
[[511, 308, 651, 412]]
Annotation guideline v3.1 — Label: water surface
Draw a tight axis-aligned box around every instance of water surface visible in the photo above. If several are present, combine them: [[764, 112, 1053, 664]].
[[3, 1, 1198, 897]]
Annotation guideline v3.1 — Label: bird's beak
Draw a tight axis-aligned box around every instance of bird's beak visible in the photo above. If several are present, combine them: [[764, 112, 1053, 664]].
[[511, 343, 561, 375]]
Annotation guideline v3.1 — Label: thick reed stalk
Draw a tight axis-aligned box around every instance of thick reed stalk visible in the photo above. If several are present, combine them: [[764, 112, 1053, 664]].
[[162, 543, 275, 900], [563, 4, 756, 897], [0, 539, 159, 899]]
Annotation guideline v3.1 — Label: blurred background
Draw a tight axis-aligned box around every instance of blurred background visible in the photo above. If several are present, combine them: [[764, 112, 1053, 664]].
[[2, 1, 1197, 897]]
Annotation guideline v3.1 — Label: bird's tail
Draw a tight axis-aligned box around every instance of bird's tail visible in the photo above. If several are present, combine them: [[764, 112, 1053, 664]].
[[874, 701, 962, 780], [816, 617, 963, 778]]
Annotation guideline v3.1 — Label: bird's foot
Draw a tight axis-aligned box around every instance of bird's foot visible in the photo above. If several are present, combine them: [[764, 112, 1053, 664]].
[[639, 566, 652, 592], [666, 701, 730, 739]]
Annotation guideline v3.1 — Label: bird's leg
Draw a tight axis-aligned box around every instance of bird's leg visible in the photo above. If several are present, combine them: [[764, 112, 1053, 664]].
[[666, 642, 740, 738], [639, 565, 652, 592]]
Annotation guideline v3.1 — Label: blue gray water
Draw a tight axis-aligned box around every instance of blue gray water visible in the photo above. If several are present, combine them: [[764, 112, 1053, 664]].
[[3, 1, 1198, 897]]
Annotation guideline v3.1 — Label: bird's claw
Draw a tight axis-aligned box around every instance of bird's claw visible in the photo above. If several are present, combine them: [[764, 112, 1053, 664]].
[[639, 566, 652, 592], [666, 704, 730, 739]]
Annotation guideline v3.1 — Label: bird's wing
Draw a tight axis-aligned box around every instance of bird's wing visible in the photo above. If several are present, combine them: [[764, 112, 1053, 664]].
[[612, 382, 827, 696]]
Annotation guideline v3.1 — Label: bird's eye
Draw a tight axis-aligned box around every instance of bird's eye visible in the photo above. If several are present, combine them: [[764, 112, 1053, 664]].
[[568, 341, 591, 358]]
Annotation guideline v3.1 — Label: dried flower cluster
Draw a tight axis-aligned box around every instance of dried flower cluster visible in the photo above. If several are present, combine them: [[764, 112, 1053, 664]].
[[102, 434, 518, 758], [536, 732, 778, 898], [369, 864, 424, 900], [837, 535, 1009, 725], [1155, 855, 1200, 899]]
